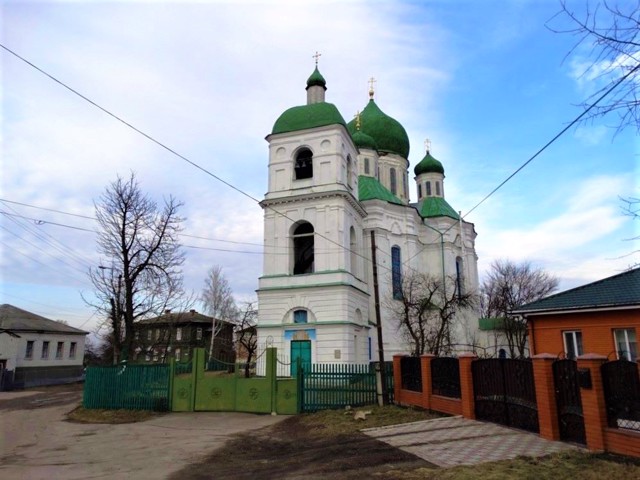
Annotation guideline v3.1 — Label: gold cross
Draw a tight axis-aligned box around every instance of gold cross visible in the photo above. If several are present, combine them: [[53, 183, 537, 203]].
[[312, 51, 322, 66], [424, 138, 432, 153], [368, 77, 376, 98]]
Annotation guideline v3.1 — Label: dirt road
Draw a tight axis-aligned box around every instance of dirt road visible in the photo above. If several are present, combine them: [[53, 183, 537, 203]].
[[0, 384, 287, 479]]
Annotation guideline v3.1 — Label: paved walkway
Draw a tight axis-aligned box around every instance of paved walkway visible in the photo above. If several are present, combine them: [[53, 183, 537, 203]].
[[362, 416, 579, 468]]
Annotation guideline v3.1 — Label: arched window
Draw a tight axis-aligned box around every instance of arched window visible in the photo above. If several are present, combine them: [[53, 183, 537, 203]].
[[350, 227, 357, 277], [364, 158, 370, 174], [418, 184, 422, 199], [426, 181, 432, 196], [346, 155, 353, 188], [293, 310, 308, 324], [402, 174, 407, 198], [455, 256, 464, 299], [391, 245, 402, 299], [293, 222, 314, 274], [294, 148, 313, 180], [390, 168, 397, 195], [436, 181, 441, 196]]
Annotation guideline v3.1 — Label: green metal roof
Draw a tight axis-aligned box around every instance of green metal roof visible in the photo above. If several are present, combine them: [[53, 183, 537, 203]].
[[414, 151, 445, 176], [515, 267, 640, 314], [419, 197, 459, 220], [358, 175, 403, 205], [351, 130, 378, 151], [306, 67, 327, 89], [346, 99, 410, 158], [272, 102, 346, 135]]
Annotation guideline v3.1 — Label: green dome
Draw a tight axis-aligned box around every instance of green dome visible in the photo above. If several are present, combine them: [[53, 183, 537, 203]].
[[306, 67, 327, 89], [351, 130, 378, 151], [272, 102, 346, 135], [347, 99, 410, 158], [414, 151, 444, 176]]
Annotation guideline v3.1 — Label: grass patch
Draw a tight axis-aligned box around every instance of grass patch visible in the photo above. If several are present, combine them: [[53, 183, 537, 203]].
[[66, 406, 163, 424], [381, 451, 640, 479], [297, 404, 444, 436]]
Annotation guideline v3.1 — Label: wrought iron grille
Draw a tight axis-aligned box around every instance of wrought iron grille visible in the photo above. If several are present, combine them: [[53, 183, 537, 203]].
[[431, 357, 461, 398], [601, 359, 640, 431], [400, 356, 422, 392], [552, 359, 586, 445]]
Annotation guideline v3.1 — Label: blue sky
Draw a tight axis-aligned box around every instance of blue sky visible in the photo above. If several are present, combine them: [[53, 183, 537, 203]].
[[2, 0, 638, 334]]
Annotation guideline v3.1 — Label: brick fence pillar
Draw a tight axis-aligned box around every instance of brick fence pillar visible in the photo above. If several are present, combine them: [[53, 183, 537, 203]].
[[392, 355, 403, 404], [420, 354, 435, 410], [458, 353, 477, 419], [532, 353, 560, 441], [577, 353, 609, 452]]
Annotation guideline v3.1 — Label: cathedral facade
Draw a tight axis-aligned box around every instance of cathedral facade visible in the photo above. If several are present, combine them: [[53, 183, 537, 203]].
[[256, 66, 480, 366]]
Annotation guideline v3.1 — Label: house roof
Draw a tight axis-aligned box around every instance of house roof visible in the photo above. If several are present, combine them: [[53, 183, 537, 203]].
[[135, 309, 234, 327], [514, 267, 640, 315], [0, 304, 88, 335], [417, 196, 460, 220]]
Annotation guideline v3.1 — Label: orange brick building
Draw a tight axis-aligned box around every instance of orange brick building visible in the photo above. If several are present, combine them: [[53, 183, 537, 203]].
[[515, 268, 640, 361]]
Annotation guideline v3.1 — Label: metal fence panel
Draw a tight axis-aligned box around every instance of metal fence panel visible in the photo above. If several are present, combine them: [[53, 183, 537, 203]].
[[301, 363, 378, 412], [602, 359, 640, 431], [431, 357, 460, 398], [83, 364, 170, 411]]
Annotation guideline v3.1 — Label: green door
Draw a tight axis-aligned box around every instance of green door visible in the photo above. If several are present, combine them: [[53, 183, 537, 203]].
[[291, 340, 311, 377]]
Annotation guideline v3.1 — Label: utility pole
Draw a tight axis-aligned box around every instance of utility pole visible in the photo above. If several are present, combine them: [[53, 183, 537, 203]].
[[370, 231, 388, 405]]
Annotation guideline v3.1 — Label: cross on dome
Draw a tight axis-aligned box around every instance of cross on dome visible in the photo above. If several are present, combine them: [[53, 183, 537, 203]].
[[312, 51, 322, 66], [368, 77, 376, 99], [424, 138, 432, 153]]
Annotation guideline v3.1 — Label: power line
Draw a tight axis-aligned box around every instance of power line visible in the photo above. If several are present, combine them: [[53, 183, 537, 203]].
[[0, 43, 383, 273]]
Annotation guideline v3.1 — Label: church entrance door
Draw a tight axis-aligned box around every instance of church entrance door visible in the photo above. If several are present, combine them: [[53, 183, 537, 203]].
[[291, 340, 311, 377]]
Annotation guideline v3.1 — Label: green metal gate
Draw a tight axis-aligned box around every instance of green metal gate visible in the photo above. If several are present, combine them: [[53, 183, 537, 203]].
[[299, 363, 381, 412]]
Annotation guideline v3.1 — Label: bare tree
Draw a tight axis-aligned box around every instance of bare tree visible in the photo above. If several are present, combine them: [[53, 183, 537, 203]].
[[549, 1, 640, 133], [235, 302, 258, 378], [201, 265, 237, 361], [481, 260, 559, 358], [621, 196, 640, 267], [387, 272, 477, 356], [87, 173, 185, 363]]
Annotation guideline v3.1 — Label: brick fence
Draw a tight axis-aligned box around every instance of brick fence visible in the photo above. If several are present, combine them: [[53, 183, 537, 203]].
[[393, 352, 640, 457]]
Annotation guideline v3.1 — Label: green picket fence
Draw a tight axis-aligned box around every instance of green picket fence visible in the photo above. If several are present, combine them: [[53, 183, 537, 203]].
[[83, 364, 170, 411], [300, 362, 394, 412]]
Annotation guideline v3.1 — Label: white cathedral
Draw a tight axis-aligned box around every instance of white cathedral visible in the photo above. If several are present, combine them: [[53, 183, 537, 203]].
[[256, 64, 481, 366]]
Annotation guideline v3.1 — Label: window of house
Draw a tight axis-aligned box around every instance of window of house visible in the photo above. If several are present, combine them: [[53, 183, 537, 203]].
[[418, 184, 422, 199], [196, 327, 203, 340], [402, 174, 407, 198], [153, 350, 159, 362], [134, 330, 139, 340], [614, 329, 638, 361], [293, 222, 314, 275], [294, 148, 313, 180], [175, 348, 181, 362], [25, 340, 34, 359], [426, 182, 432, 196], [364, 158, 370, 174], [147, 329, 152, 341], [145, 349, 151, 362], [70, 342, 77, 359], [156, 328, 160, 340], [176, 327, 182, 341], [376, 165, 380, 180], [563, 331, 583, 360], [436, 181, 441, 196], [56, 342, 64, 359], [455, 256, 465, 299], [390, 167, 397, 195], [391, 245, 402, 300], [41, 341, 50, 359], [293, 310, 308, 324], [346, 155, 353, 188]]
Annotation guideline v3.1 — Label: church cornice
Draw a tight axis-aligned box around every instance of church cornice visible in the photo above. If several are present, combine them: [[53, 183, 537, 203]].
[[261, 190, 367, 218]]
